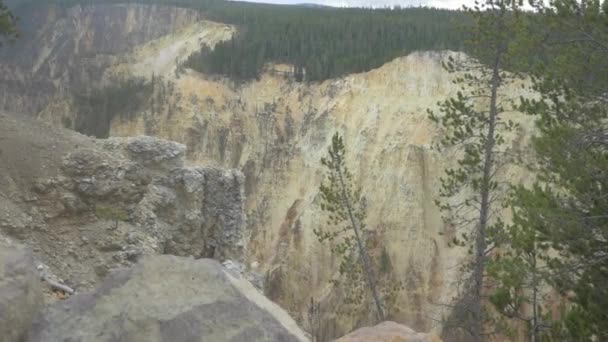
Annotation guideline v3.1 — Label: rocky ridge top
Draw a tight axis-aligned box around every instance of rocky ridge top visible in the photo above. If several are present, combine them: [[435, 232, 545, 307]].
[[0, 112, 247, 298]]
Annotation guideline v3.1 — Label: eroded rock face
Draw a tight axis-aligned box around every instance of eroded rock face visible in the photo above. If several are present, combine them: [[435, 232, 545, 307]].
[[103, 136, 187, 170], [0, 239, 43, 342], [0, 3, 537, 337], [0, 4, 206, 118], [336, 322, 441, 342], [109, 49, 534, 337], [35, 136, 245, 282], [28, 255, 308, 342], [0, 114, 247, 295]]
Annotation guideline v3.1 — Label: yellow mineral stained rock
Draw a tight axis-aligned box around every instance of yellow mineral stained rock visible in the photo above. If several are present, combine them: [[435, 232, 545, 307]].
[[5, 5, 535, 337]]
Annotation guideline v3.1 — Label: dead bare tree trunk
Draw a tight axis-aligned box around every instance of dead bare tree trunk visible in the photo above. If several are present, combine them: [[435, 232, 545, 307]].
[[42, 275, 75, 295]]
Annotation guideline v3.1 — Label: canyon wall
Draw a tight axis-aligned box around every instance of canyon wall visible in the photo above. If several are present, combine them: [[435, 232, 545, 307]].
[[0, 3, 231, 122], [0, 3, 535, 338]]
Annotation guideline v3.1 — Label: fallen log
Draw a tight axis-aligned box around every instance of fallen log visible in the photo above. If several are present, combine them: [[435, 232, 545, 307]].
[[42, 275, 75, 295]]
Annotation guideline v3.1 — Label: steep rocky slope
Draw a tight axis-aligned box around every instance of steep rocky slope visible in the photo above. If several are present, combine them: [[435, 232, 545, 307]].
[[0, 3, 535, 339], [108, 50, 534, 336], [0, 3, 232, 123], [0, 111, 246, 298]]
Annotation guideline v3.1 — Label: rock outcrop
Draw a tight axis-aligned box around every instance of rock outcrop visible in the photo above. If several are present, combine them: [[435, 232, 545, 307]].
[[35, 136, 246, 288], [0, 112, 247, 295], [336, 322, 441, 342], [0, 239, 43, 342], [28, 255, 308, 342], [42, 135, 247, 262]]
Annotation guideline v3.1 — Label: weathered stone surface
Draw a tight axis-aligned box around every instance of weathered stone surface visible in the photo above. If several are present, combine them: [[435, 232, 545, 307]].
[[102, 136, 187, 170], [336, 322, 441, 342], [0, 239, 43, 342], [28, 255, 308, 342], [223, 259, 264, 290], [0, 112, 247, 296], [69, 137, 242, 272]]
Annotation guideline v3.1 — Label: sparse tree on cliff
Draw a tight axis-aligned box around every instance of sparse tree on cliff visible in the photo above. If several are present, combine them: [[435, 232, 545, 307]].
[[0, 0, 17, 45], [95, 205, 129, 230], [314, 133, 385, 322], [427, 0, 526, 339]]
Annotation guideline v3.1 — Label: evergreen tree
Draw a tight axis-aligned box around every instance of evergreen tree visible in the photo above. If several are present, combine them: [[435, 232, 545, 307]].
[[428, 0, 524, 339], [0, 0, 17, 45], [486, 194, 552, 341], [314, 133, 385, 322], [513, 0, 608, 339], [95, 205, 129, 230]]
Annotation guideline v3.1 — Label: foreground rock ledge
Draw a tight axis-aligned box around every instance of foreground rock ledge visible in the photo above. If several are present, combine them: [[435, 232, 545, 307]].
[[0, 240, 43, 342], [28, 255, 308, 342], [336, 321, 441, 342]]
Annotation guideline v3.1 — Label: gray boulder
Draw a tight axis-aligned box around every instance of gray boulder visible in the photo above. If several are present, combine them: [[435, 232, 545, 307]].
[[0, 239, 43, 342], [102, 136, 186, 171], [28, 255, 309, 342]]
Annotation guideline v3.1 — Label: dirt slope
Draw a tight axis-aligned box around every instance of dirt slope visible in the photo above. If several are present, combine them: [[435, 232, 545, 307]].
[[0, 111, 95, 192]]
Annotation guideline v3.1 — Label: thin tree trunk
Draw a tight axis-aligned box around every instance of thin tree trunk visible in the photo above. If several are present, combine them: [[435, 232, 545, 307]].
[[531, 251, 538, 342], [471, 50, 502, 342], [336, 164, 386, 322]]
